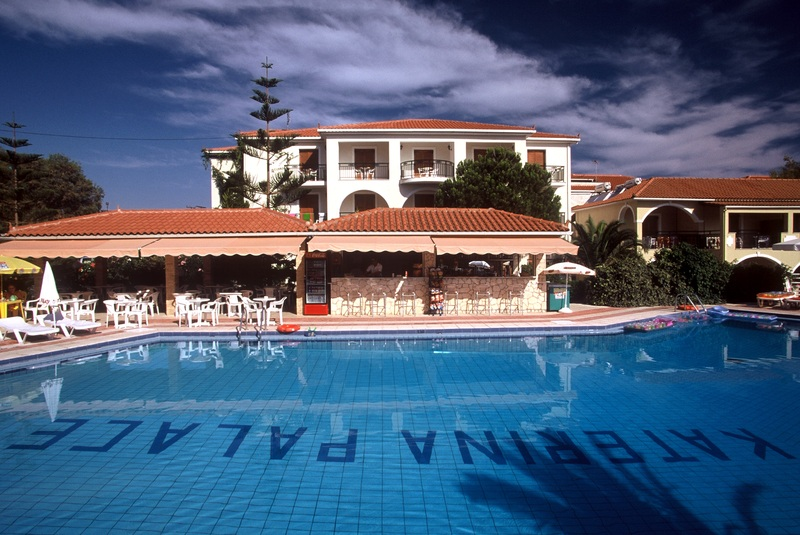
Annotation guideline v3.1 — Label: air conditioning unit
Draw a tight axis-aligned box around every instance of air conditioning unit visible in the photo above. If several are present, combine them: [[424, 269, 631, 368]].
[[593, 182, 612, 193]]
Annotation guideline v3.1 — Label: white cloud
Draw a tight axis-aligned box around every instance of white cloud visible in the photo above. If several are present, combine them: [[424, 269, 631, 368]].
[[1, 0, 796, 185]]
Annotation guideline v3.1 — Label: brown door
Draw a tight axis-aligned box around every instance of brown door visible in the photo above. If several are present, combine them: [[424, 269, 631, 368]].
[[354, 149, 375, 166], [354, 194, 376, 212], [354, 149, 375, 179], [414, 149, 434, 175], [527, 150, 546, 167]]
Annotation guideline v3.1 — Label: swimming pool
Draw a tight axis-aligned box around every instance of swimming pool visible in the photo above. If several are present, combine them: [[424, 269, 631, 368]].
[[0, 320, 798, 534]]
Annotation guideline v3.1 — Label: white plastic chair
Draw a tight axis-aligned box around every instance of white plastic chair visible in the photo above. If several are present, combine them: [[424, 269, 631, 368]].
[[174, 295, 194, 327], [76, 298, 98, 322], [198, 299, 222, 326], [265, 297, 287, 326], [103, 300, 127, 328], [24, 299, 49, 323], [225, 293, 244, 317], [241, 297, 263, 325], [123, 301, 149, 328]]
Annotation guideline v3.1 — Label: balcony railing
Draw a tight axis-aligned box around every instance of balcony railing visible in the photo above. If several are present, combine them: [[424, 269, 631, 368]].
[[273, 165, 327, 183], [547, 166, 565, 185], [643, 233, 723, 250], [400, 159, 455, 180], [734, 231, 775, 249], [339, 163, 389, 180]]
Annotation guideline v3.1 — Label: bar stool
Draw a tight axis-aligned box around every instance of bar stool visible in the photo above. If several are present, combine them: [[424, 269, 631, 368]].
[[504, 290, 524, 314], [444, 290, 459, 315], [473, 291, 491, 315], [395, 292, 416, 316], [368, 292, 387, 316], [342, 292, 364, 316]]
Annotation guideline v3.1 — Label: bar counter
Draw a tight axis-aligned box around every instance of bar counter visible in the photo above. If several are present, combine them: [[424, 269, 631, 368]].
[[330, 276, 547, 316]]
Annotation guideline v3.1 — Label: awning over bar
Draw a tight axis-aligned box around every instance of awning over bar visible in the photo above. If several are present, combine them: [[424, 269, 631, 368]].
[[138, 236, 305, 256], [308, 235, 435, 253], [432, 236, 578, 255], [0, 235, 305, 258], [0, 238, 155, 258]]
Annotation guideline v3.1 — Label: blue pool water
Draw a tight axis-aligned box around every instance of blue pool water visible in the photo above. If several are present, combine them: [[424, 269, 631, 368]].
[[0, 320, 799, 534]]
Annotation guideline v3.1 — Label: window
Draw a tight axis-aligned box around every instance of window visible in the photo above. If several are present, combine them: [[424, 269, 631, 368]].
[[527, 150, 546, 167], [473, 148, 487, 160], [299, 149, 319, 170]]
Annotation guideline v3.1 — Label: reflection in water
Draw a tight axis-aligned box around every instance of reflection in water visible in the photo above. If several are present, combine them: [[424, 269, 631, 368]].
[[0, 321, 797, 533]]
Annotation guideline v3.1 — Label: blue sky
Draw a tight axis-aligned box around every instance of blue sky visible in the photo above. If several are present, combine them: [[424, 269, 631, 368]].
[[1, 0, 797, 210]]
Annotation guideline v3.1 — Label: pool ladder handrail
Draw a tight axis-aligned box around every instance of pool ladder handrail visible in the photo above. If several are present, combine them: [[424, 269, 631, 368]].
[[236, 310, 262, 342], [676, 293, 706, 313]]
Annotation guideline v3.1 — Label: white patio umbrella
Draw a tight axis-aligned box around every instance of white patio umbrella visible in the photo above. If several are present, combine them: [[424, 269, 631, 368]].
[[38, 261, 60, 306], [541, 262, 596, 314], [41, 364, 63, 422], [772, 238, 800, 251]]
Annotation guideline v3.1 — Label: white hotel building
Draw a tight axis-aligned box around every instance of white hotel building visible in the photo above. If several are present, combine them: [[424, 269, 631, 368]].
[[207, 118, 580, 223]]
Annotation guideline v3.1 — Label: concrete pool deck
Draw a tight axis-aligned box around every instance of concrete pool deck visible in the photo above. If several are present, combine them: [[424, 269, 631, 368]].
[[1, 303, 798, 364]]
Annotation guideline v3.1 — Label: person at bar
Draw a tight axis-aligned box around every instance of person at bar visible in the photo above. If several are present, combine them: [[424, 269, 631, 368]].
[[3, 284, 27, 317], [365, 258, 383, 277]]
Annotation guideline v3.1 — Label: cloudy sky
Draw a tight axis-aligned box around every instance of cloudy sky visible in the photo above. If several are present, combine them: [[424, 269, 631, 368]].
[[1, 0, 797, 210]]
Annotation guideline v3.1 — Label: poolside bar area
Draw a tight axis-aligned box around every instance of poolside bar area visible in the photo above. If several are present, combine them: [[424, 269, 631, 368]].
[[298, 208, 577, 316], [329, 272, 547, 316]]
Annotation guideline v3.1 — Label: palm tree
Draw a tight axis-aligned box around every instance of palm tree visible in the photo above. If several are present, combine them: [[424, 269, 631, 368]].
[[571, 216, 639, 268]]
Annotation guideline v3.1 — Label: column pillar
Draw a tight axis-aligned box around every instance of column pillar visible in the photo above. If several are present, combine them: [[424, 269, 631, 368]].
[[165, 255, 178, 316]]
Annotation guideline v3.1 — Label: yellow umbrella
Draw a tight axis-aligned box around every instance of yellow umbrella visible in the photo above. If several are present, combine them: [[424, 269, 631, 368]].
[[0, 256, 41, 303], [0, 256, 41, 275]]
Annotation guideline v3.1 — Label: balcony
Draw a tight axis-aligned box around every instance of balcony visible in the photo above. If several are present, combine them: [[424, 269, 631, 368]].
[[400, 159, 454, 182], [733, 231, 775, 249], [547, 166, 565, 186], [274, 165, 327, 184], [339, 163, 390, 180], [643, 233, 723, 250]]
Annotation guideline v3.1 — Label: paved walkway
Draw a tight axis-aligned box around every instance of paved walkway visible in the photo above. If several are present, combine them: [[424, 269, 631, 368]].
[[1, 303, 797, 365]]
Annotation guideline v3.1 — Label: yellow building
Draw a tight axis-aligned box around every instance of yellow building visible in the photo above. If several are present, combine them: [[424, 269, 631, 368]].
[[572, 176, 800, 280]]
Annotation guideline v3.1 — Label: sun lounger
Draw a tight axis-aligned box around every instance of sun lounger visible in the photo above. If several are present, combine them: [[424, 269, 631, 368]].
[[48, 319, 102, 338], [40, 309, 101, 338], [0, 316, 60, 344]]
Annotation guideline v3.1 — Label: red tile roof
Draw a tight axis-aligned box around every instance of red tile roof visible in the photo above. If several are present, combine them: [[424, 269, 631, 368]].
[[231, 119, 579, 141], [237, 126, 321, 138], [312, 208, 569, 233], [576, 177, 800, 209], [319, 119, 535, 132], [5, 209, 309, 237]]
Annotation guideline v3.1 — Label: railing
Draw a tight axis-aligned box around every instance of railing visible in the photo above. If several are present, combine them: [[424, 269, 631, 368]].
[[547, 166, 565, 184], [273, 165, 327, 183], [400, 159, 455, 180], [643, 233, 723, 250], [734, 231, 774, 249], [339, 163, 390, 180]]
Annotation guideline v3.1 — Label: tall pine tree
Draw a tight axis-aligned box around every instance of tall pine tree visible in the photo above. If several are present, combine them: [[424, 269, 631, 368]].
[[206, 60, 307, 209], [1, 119, 41, 227]]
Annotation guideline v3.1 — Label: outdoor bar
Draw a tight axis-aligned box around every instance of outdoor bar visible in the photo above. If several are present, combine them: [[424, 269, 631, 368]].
[[298, 208, 578, 316]]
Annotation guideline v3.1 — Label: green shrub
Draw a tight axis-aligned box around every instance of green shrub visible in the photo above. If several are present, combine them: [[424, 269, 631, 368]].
[[652, 243, 732, 303], [588, 256, 667, 307], [587, 243, 733, 307]]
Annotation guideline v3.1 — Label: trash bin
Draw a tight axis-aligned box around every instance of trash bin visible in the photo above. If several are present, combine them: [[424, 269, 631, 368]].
[[548, 284, 570, 311]]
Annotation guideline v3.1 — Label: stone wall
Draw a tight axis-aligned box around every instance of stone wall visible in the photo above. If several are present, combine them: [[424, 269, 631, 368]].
[[330, 275, 547, 315]]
